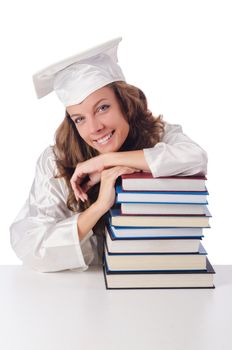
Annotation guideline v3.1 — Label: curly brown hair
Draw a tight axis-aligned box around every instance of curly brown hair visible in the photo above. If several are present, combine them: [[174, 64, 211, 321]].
[[52, 81, 164, 232]]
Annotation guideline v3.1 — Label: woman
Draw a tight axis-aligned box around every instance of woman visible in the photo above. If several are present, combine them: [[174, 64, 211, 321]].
[[10, 38, 207, 272]]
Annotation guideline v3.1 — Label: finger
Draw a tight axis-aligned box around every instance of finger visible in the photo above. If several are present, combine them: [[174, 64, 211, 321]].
[[117, 168, 135, 177], [110, 166, 139, 176], [75, 186, 88, 201], [126, 167, 141, 173], [71, 183, 81, 201], [100, 167, 130, 187], [73, 189, 82, 202], [114, 166, 140, 174], [72, 183, 87, 202], [112, 166, 139, 180], [70, 167, 87, 188], [81, 181, 92, 194], [71, 174, 88, 197], [77, 193, 87, 202], [76, 186, 88, 200]]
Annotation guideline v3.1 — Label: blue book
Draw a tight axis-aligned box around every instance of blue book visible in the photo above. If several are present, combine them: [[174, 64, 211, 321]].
[[107, 223, 205, 240], [106, 225, 202, 254], [116, 185, 209, 204]]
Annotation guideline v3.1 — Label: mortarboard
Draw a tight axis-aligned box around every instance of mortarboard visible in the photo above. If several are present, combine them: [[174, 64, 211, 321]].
[[32, 37, 125, 107]]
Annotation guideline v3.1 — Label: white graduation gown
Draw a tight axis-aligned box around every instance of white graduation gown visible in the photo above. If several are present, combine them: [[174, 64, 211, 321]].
[[9, 123, 208, 272]]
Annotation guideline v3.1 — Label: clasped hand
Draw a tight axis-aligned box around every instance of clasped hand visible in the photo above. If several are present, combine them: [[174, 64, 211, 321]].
[[70, 155, 139, 210], [70, 155, 104, 202]]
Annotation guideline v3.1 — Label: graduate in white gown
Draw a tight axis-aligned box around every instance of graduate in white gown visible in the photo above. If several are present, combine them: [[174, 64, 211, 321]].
[[9, 38, 207, 272]]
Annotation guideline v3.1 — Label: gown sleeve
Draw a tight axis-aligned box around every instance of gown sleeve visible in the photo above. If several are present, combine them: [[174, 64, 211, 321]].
[[9, 146, 98, 273], [143, 122, 208, 177]]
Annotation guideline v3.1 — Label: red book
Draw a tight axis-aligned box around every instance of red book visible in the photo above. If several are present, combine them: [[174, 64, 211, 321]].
[[121, 173, 207, 192]]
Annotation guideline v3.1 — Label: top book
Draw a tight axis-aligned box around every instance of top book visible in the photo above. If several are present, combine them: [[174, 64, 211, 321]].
[[121, 173, 207, 192]]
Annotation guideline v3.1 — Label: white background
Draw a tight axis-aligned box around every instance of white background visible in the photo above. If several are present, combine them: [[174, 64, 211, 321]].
[[0, 0, 231, 264]]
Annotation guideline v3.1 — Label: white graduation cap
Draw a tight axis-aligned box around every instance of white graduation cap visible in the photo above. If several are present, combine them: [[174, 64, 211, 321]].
[[32, 37, 126, 107]]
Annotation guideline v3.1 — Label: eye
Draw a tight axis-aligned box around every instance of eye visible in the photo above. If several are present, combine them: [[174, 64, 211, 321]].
[[74, 116, 85, 124], [97, 104, 110, 113]]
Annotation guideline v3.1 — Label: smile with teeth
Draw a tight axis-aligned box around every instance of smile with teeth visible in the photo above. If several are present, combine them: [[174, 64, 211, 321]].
[[93, 131, 115, 145]]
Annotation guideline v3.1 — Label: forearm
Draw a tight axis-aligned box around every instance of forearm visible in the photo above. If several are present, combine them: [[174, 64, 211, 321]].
[[77, 202, 106, 241], [103, 150, 150, 171]]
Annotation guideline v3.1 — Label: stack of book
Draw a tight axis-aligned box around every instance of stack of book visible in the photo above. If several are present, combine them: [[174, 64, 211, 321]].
[[103, 172, 215, 289]]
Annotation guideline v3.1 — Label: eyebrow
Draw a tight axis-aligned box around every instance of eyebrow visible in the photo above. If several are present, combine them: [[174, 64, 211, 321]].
[[70, 98, 108, 119]]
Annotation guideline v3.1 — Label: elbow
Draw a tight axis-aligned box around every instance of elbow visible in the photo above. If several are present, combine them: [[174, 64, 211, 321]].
[[198, 148, 208, 175], [9, 222, 25, 260], [175, 145, 208, 177], [9, 217, 94, 273], [9, 223, 48, 272], [186, 146, 208, 176], [184, 146, 208, 176], [9, 224, 89, 273]]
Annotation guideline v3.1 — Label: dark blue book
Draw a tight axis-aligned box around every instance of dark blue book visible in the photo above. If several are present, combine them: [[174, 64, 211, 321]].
[[103, 256, 215, 289]]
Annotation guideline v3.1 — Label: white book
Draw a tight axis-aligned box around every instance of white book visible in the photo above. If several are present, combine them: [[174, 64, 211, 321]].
[[110, 208, 211, 228], [121, 203, 207, 215], [104, 243, 207, 271], [106, 227, 201, 253], [103, 259, 215, 289]]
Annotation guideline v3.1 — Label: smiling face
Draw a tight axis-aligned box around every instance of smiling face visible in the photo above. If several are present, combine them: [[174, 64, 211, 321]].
[[66, 86, 130, 154]]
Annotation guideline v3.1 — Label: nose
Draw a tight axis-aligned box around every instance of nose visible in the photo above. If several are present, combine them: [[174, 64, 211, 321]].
[[87, 116, 104, 134]]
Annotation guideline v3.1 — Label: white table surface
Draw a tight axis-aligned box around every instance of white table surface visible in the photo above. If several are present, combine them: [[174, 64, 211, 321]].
[[0, 264, 231, 350]]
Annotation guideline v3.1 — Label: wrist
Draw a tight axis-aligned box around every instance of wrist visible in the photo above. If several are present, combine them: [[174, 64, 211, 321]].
[[92, 200, 109, 216], [102, 152, 115, 168]]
